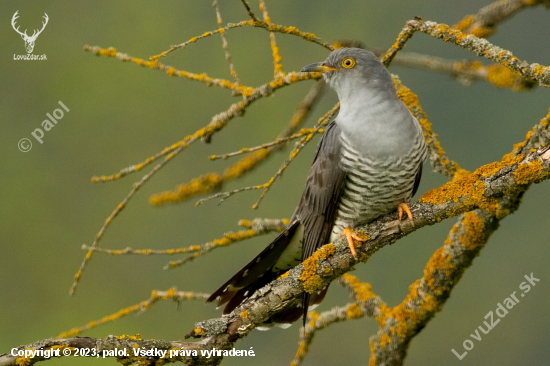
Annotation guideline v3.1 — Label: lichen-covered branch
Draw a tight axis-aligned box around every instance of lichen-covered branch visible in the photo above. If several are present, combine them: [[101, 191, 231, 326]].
[[392, 76, 466, 179], [291, 274, 390, 366], [163, 218, 288, 269], [149, 19, 332, 61], [213, 0, 241, 88], [370, 210, 500, 365], [149, 81, 326, 205], [79, 218, 288, 270], [194, 102, 339, 209], [259, 0, 284, 78], [0, 335, 221, 366], [372, 48, 536, 90], [453, 0, 550, 38], [182, 120, 549, 362], [58, 289, 209, 338], [383, 19, 550, 87]]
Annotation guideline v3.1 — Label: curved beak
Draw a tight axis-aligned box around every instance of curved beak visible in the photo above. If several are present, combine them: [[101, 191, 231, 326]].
[[301, 62, 337, 73]]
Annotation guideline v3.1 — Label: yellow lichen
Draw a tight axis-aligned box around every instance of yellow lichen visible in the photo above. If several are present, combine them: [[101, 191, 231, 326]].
[[514, 159, 548, 185], [240, 310, 249, 319], [378, 332, 392, 349], [485, 64, 521, 89], [223, 149, 271, 180], [193, 327, 204, 336], [346, 303, 364, 319], [299, 244, 335, 293], [149, 173, 223, 205], [307, 311, 320, 329], [459, 211, 487, 251], [470, 26, 494, 38], [452, 15, 474, 32], [420, 152, 527, 216], [393, 77, 464, 177], [422, 247, 454, 294], [369, 341, 377, 366], [278, 271, 289, 279], [341, 273, 375, 303], [420, 172, 481, 204]]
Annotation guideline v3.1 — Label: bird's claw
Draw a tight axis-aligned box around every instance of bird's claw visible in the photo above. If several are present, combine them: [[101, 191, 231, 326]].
[[343, 227, 368, 259], [398, 202, 414, 223]]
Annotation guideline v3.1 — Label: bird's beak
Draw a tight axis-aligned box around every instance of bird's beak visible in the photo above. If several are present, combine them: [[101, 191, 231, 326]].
[[301, 62, 337, 73]]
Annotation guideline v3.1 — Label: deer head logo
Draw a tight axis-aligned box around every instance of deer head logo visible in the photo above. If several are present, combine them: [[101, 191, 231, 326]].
[[12, 11, 49, 53]]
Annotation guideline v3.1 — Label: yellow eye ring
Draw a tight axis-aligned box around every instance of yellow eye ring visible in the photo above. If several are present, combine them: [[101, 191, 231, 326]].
[[341, 57, 356, 69]]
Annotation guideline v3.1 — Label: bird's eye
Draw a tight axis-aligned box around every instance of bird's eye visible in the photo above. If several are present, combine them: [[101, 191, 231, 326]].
[[341, 57, 356, 69]]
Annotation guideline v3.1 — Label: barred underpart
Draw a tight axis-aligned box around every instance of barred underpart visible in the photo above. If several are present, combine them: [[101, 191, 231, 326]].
[[331, 130, 426, 240]]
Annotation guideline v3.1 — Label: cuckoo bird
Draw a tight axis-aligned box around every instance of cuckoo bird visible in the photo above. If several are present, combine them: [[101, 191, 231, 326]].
[[207, 48, 427, 328]]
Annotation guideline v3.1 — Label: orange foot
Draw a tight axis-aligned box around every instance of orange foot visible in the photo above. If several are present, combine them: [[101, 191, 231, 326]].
[[397, 202, 414, 222], [343, 227, 368, 259]]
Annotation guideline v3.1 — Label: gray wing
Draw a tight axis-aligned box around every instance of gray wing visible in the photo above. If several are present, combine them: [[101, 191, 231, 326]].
[[297, 120, 347, 260], [207, 120, 346, 323], [295, 121, 346, 325]]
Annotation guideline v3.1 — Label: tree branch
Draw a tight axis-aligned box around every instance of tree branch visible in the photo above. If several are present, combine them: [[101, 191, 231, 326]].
[[182, 113, 549, 363], [453, 0, 550, 38], [382, 19, 550, 88]]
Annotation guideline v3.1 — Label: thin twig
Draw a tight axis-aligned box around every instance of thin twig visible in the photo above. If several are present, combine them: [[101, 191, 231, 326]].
[[259, 0, 284, 77], [164, 218, 288, 269], [213, 0, 241, 88], [211, 128, 322, 160], [196, 103, 339, 208], [151, 80, 326, 206], [59, 289, 209, 338], [239, 0, 258, 21], [149, 20, 332, 62]]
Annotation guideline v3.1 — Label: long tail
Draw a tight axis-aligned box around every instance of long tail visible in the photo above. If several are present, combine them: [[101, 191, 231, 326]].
[[207, 220, 300, 314]]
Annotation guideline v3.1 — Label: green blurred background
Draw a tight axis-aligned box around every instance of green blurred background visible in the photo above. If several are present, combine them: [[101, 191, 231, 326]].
[[1, 1, 549, 365]]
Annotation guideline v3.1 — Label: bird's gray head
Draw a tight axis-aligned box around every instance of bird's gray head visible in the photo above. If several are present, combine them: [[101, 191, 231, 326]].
[[301, 48, 394, 100], [301, 48, 417, 156]]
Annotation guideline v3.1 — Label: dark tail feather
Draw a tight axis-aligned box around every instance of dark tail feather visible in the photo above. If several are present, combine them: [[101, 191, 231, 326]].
[[255, 286, 329, 328], [207, 219, 330, 327], [302, 285, 329, 326], [207, 220, 300, 310], [222, 271, 277, 314]]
